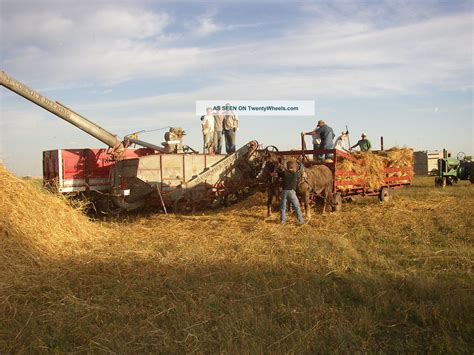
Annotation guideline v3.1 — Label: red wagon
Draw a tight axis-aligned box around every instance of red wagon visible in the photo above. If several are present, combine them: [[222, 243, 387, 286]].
[[268, 138, 413, 211]]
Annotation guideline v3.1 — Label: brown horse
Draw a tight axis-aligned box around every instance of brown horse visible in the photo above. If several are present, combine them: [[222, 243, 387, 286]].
[[297, 164, 334, 218]]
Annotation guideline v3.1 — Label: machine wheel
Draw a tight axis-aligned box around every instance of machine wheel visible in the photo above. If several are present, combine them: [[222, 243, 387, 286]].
[[332, 192, 343, 212], [173, 197, 195, 214], [264, 145, 279, 154], [95, 198, 122, 215], [223, 192, 239, 207], [378, 187, 390, 202]]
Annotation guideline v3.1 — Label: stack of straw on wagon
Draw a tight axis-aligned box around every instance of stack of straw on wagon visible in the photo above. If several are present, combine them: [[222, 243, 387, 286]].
[[335, 147, 413, 191]]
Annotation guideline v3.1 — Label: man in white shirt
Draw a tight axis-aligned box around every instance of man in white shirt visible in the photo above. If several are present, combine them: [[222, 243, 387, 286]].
[[201, 107, 215, 154]]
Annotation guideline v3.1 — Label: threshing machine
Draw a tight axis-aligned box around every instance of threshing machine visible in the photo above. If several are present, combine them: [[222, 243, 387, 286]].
[[0, 71, 260, 213]]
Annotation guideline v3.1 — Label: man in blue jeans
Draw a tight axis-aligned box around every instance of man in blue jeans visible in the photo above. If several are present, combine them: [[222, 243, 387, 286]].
[[278, 160, 305, 225], [223, 105, 239, 154], [302, 119, 335, 161]]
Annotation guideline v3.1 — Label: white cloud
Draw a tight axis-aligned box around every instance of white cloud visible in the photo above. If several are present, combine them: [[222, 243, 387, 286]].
[[1, 2, 182, 85], [1, 2, 471, 97], [194, 16, 221, 36]]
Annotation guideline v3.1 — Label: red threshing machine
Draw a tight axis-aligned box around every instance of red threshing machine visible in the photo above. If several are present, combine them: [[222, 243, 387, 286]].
[[0, 71, 260, 214]]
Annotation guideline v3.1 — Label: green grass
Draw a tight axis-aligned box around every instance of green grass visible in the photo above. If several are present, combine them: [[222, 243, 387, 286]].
[[1, 176, 473, 353]]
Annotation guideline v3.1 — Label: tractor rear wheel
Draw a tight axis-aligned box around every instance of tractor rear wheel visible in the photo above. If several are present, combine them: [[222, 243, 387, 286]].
[[435, 177, 446, 188]]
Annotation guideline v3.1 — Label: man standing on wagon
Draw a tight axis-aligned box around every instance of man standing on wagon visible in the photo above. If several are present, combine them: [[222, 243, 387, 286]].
[[350, 133, 372, 152], [301, 119, 335, 161]]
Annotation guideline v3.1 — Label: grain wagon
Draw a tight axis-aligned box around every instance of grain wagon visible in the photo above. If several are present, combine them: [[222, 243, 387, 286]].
[[269, 136, 413, 211]]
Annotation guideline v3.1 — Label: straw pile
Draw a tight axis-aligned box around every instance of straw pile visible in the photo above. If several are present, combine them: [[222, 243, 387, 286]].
[[0, 164, 105, 268], [384, 146, 414, 168], [336, 147, 413, 191], [383, 147, 414, 180]]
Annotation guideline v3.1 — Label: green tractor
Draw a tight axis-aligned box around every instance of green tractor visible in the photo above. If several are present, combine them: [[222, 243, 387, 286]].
[[435, 150, 474, 187]]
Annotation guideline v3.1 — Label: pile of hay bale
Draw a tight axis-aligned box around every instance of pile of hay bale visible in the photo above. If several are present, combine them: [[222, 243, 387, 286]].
[[336, 147, 413, 191]]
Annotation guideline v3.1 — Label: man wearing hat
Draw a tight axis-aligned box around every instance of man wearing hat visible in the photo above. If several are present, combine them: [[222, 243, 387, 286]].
[[351, 133, 372, 152], [301, 119, 335, 160]]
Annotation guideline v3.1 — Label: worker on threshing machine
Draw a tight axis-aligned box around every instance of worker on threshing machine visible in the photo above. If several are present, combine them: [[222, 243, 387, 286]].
[[276, 160, 305, 226], [301, 119, 335, 161], [201, 107, 215, 154], [223, 104, 239, 154], [351, 133, 372, 152], [213, 109, 224, 154]]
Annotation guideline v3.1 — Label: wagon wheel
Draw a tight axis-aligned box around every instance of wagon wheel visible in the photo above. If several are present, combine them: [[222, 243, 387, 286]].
[[173, 196, 195, 214], [378, 187, 390, 202], [332, 192, 343, 212]]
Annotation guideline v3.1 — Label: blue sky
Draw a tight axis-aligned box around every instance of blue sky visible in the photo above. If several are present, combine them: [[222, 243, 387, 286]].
[[0, 0, 473, 176]]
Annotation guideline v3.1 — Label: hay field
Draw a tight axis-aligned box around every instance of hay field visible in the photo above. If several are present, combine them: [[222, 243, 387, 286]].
[[1, 166, 473, 353]]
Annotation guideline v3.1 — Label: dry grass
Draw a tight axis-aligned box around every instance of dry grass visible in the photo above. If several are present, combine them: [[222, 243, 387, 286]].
[[1, 165, 473, 353]]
